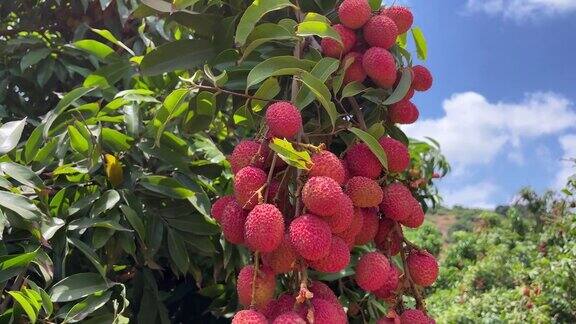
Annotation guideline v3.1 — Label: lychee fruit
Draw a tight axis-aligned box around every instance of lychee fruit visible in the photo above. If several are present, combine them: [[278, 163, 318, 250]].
[[400, 200, 425, 228], [336, 207, 364, 247], [325, 195, 354, 234], [355, 252, 391, 291], [221, 200, 248, 244], [363, 47, 397, 88], [289, 214, 332, 260], [309, 236, 351, 273], [263, 234, 297, 274], [301, 176, 344, 217], [211, 195, 235, 223], [380, 182, 414, 221], [232, 310, 268, 324], [354, 208, 379, 245], [311, 298, 347, 324], [338, 0, 372, 29], [264, 293, 296, 320], [229, 140, 268, 174], [308, 281, 339, 306], [400, 309, 435, 324], [321, 24, 356, 58], [343, 52, 367, 85], [345, 142, 382, 179], [245, 204, 285, 253], [411, 65, 433, 91], [363, 15, 398, 49], [378, 137, 410, 173], [374, 265, 400, 299], [266, 101, 302, 139], [407, 250, 439, 287], [237, 265, 276, 309], [346, 176, 384, 207], [234, 166, 267, 210], [381, 6, 414, 34], [308, 150, 347, 185], [273, 312, 306, 324], [388, 100, 419, 124], [375, 218, 402, 256]]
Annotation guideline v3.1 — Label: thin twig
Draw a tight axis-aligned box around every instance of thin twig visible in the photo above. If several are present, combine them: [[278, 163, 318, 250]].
[[348, 97, 368, 131], [250, 251, 260, 308], [394, 223, 425, 310]]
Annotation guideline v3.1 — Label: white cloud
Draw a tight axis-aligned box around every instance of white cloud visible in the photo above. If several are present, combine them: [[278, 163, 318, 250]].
[[466, 0, 576, 19], [404, 92, 576, 169], [441, 181, 500, 209], [554, 134, 576, 188]]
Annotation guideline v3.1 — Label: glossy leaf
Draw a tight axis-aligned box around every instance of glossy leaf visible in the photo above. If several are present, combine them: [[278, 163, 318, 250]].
[[140, 40, 215, 76], [247, 56, 315, 88], [235, 0, 295, 46], [349, 127, 388, 170], [50, 273, 110, 302], [411, 27, 428, 60], [269, 138, 311, 170], [0, 118, 26, 154]]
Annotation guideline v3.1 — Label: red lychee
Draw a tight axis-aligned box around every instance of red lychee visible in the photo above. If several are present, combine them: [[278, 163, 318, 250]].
[[211, 195, 234, 223], [356, 252, 391, 291], [343, 52, 367, 85], [389, 100, 419, 124], [363, 15, 398, 49], [326, 195, 354, 234], [400, 309, 435, 324], [301, 176, 344, 217], [375, 218, 402, 256], [345, 142, 382, 179], [338, 0, 372, 29], [346, 176, 384, 207], [380, 183, 415, 222], [308, 281, 339, 306], [374, 265, 400, 299], [221, 200, 248, 244], [263, 234, 297, 274], [378, 137, 410, 173], [321, 24, 356, 58], [407, 250, 439, 287], [309, 150, 347, 185], [363, 47, 397, 88], [400, 200, 425, 228], [245, 204, 285, 253], [354, 208, 380, 245], [336, 207, 364, 248], [289, 214, 332, 261], [311, 298, 347, 324], [309, 236, 351, 273], [264, 293, 296, 320], [273, 312, 306, 324], [237, 265, 276, 309], [232, 310, 267, 324], [234, 166, 267, 210], [411, 65, 433, 91], [229, 140, 268, 174], [381, 6, 414, 34], [266, 101, 302, 139]]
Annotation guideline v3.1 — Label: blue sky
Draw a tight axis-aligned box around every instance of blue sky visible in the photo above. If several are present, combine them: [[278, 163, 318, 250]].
[[393, 0, 576, 208]]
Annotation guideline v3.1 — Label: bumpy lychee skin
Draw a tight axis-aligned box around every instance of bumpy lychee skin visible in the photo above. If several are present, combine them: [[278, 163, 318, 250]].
[[309, 237, 351, 273], [263, 234, 297, 274], [237, 265, 276, 309], [343, 52, 367, 85], [389, 100, 419, 124], [374, 265, 400, 299], [301, 176, 344, 217], [363, 47, 397, 88], [321, 24, 356, 58], [336, 207, 364, 248], [380, 183, 414, 221], [411, 65, 433, 91], [338, 0, 372, 29], [355, 252, 391, 291], [381, 6, 414, 34], [234, 166, 267, 210], [211, 195, 235, 223], [401, 200, 425, 228], [363, 15, 398, 49], [326, 195, 354, 234], [266, 101, 302, 139], [345, 142, 382, 179], [378, 137, 410, 173], [289, 214, 332, 260], [232, 310, 268, 324], [263, 293, 297, 320], [375, 218, 402, 256], [346, 176, 384, 207], [245, 204, 285, 253], [311, 298, 348, 324], [308, 281, 339, 305], [400, 309, 434, 324], [309, 150, 347, 185], [407, 250, 439, 287], [354, 208, 380, 245], [229, 140, 268, 174], [221, 200, 248, 244], [273, 312, 306, 324]]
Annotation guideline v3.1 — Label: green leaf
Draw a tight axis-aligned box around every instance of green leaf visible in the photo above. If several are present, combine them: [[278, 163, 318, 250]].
[[155, 88, 189, 145], [341, 81, 367, 99], [235, 0, 296, 46], [43, 87, 96, 138], [386, 125, 409, 146], [0, 250, 38, 275], [50, 273, 110, 302], [67, 237, 106, 278], [173, 173, 211, 217], [369, 0, 381, 10], [66, 193, 100, 217], [89, 190, 120, 218], [185, 91, 215, 133], [298, 71, 339, 128], [91, 28, 135, 55], [382, 67, 412, 105], [140, 39, 215, 76], [24, 125, 44, 163], [68, 125, 91, 155], [68, 217, 131, 232], [64, 291, 112, 323], [119, 205, 146, 242], [21, 48, 51, 71], [83, 61, 133, 88], [8, 291, 38, 323], [124, 104, 141, 137], [242, 23, 297, 61], [141, 0, 172, 12], [0, 191, 44, 220], [398, 32, 408, 48], [101, 128, 133, 151], [0, 118, 27, 154], [167, 229, 190, 274], [251, 77, 280, 112], [411, 27, 428, 60], [349, 127, 388, 170], [295, 57, 340, 108], [269, 138, 311, 170], [367, 122, 386, 139], [0, 162, 45, 189], [296, 21, 341, 43], [73, 40, 116, 60], [247, 56, 315, 88], [139, 176, 194, 199]]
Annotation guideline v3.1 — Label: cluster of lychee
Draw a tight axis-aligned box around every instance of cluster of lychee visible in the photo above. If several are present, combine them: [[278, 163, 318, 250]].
[[322, 0, 433, 126]]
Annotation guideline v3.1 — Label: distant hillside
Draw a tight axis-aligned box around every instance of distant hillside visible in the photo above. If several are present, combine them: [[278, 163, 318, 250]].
[[425, 205, 486, 242]]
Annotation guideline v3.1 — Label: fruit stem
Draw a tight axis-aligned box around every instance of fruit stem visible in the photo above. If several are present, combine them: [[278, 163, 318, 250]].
[[394, 223, 425, 311], [250, 251, 260, 308], [348, 97, 368, 131], [264, 154, 277, 202]]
